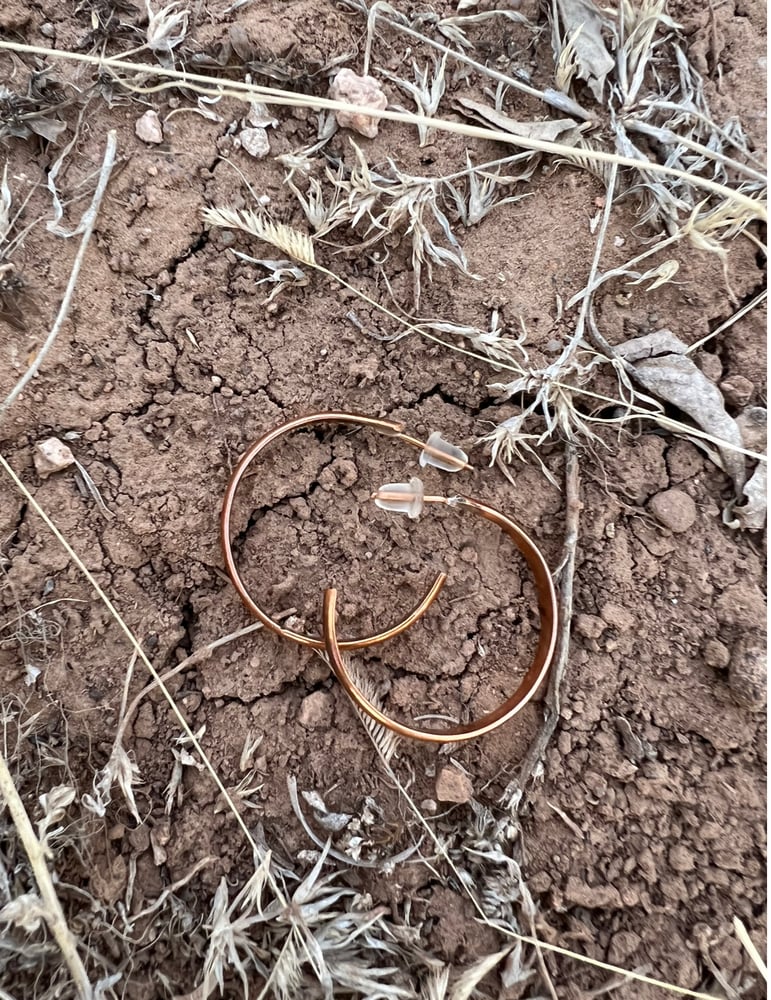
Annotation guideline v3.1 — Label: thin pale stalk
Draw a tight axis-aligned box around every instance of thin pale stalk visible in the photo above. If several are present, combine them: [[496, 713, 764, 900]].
[[0, 41, 764, 218], [363, 2, 591, 121], [685, 289, 767, 354], [553, 161, 618, 365], [625, 121, 768, 184], [566, 229, 682, 308], [0, 131, 117, 421], [0, 454, 288, 906], [0, 752, 93, 999], [114, 614, 295, 748], [552, 381, 766, 462]]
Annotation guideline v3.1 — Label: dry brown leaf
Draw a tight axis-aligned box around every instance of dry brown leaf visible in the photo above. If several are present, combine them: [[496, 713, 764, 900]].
[[615, 331, 747, 496], [554, 0, 615, 102], [454, 98, 583, 144], [731, 406, 767, 531]]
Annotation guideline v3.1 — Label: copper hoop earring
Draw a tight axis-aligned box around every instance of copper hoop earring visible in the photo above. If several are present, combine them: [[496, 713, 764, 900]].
[[220, 412, 471, 651], [321, 491, 558, 743]]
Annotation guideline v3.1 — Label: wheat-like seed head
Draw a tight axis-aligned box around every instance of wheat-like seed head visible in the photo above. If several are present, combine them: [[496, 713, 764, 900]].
[[202, 206, 317, 267]]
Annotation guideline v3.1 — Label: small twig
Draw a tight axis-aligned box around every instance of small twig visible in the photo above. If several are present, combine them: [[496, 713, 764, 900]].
[[0, 752, 93, 999], [553, 162, 618, 366], [547, 800, 584, 840], [532, 931, 559, 1000], [508, 442, 580, 796], [363, 1, 592, 121], [0, 131, 117, 421], [685, 288, 768, 355], [733, 916, 768, 981], [114, 612, 297, 748]]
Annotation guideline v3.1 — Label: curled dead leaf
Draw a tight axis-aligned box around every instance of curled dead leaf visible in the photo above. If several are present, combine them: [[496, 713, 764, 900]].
[[615, 331, 747, 498]]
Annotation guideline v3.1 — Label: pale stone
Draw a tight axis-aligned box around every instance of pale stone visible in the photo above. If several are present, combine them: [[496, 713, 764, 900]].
[[34, 437, 75, 478], [135, 110, 163, 144], [298, 690, 334, 729], [239, 127, 270, 158], [329, 68, 388, 139], [435, 766, 473, 804]]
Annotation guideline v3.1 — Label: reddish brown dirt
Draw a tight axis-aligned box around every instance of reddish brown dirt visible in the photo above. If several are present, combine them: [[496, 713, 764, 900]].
[[0, 1, 765, 998]]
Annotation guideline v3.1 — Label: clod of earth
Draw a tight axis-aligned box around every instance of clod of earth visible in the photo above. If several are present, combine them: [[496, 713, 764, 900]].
[[648, 488, 697, 533], [435, 766, 474, 804], [329, 68, 388, 138]]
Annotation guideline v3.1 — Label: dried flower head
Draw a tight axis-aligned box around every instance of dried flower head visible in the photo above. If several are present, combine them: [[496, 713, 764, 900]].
[[145, 0, 189, 53]]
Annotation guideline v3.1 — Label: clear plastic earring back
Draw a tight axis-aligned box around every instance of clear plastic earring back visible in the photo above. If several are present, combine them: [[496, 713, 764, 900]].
[[373, 477, 425, 519], [419, 432, 468, 472]]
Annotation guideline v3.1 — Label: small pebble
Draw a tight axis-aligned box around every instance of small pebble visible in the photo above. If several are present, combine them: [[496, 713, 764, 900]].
[[135, 110, 163, 144], [329, 68, 388, 138], [719, 375, 754, 408], [239, 126, 270, 158], [34, 437, 75, 478], [435, 766, 474, 804], [298, 690, 334, 729], [649, 488, 697, 533], [702, 639, 730, 670]]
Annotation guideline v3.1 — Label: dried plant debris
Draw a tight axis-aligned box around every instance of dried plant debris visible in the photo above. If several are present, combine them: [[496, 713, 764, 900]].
[[75, 0, 139, 48], [729, 407, 767, 531], [613, 330, 748, 497], [455, 97, 585, 145], [0, 261, 37, 332], [286, 143, 491, 305], [550, 0, 615, 102], [144, 0, 189, 56], [381, 55, 448, 146], [192, 24, 353, 83], [0, 72, 69, 143]]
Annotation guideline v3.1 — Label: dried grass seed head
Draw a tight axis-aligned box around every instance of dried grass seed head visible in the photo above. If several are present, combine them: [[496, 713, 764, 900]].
[[144, 0, 189, 53]]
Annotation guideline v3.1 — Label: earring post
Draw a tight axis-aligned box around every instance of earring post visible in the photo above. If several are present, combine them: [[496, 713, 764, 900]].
[[395, 432, 473, 471]]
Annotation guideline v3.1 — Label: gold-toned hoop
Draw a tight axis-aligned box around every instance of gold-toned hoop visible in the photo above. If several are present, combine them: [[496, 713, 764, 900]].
[[321, 494, 558, 742], [220, 412, 469, 650]]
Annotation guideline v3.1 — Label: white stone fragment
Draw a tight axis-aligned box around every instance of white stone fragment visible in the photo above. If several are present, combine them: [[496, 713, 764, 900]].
[[34, 438, 75, 479], [239, 126, 270, 158], [135, 110, 163, 145], [247, 101, 278, 128], [329, 68, 388, 139]]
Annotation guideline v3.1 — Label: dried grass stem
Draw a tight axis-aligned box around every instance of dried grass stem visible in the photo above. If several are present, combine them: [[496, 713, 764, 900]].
[[0, 752, 93, 998]]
